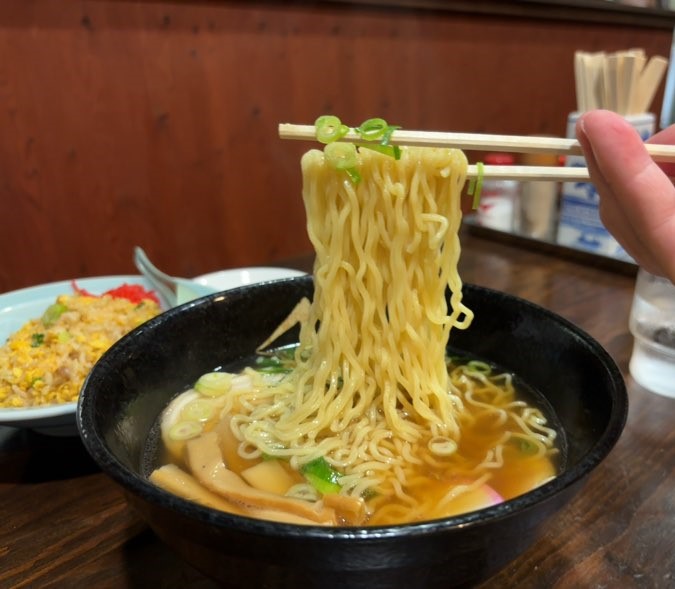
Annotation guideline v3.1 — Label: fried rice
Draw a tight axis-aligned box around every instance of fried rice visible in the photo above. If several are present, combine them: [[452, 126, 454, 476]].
[[0, 293, 161, 408]]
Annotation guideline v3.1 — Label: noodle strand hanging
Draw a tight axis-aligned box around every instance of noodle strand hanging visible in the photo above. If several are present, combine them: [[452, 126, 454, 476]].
[[151, 133, 559, 527]]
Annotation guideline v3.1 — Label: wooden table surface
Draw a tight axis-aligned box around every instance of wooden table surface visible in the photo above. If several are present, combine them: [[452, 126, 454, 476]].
[[1, 231, 674, 589]]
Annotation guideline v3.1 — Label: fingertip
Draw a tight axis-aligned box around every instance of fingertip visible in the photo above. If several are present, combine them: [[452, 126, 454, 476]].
[[574, 110, 612, 150]]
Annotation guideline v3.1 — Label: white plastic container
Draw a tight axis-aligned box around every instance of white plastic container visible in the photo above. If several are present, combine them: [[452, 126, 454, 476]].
[[515, 150, 560, 240], [556, 112, 655, 260], [475, 153, 520, 232]]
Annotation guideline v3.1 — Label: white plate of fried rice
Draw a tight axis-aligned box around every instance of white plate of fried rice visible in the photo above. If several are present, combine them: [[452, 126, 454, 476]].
[[0, 275, 161, 436]]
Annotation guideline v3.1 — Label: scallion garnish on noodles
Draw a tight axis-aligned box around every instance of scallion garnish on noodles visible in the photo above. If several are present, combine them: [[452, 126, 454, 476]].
[[467, 161, 485, 210], [313, 115, 401, 185], [357, 118, 402, 160], [315, 115, 350, 144], [324, 142, 358, 170], [355, 117, 389, 141], [314, 116, 478, 209], [301, 457, 342, 495]]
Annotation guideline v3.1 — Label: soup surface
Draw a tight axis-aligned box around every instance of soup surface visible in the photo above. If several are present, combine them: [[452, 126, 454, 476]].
[[147, 346, 563, 527]]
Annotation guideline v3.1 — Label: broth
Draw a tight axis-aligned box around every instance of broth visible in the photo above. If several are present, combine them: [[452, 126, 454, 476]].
[[144, 346, 565, 526]]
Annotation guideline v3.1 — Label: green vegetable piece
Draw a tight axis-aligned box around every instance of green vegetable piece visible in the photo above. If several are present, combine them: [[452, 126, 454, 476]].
[[301, 457, 342, 495], [41, 303, 68, 327], [194, 372, 232, 397], [255, 354, 293, 374], [344, 167, 362, 185], [356, 117, 389, 141], [468, 161, 484, 209], [168, 420, 203, 441], [57, 331, 71, 343], [357, 118, 401, 160], [181, 398, 215, 422], [380, 124, 401, 147], [304, 473, 341, 495], [510, 437, 539, 456], [324, 142, 358, 170], [466, 360, 492, 375], [258, 365, 292, 374], [316, 115, 403, 184], [31, 333, 45, 347], [315, 115, 349, 144], [324, 142, 362, 185], [360, 143, 400, 160], [255, 356, 282, 368]]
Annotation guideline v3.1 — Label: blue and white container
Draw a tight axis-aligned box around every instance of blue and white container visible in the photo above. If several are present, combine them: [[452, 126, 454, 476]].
[[556, 111, 655, 261]]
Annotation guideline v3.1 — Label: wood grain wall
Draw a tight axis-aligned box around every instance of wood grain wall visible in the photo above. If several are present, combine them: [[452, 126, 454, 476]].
[[0, 1, 671, 292]]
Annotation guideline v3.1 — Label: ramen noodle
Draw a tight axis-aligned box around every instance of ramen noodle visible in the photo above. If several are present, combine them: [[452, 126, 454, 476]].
[[151, 143, 559, 526]]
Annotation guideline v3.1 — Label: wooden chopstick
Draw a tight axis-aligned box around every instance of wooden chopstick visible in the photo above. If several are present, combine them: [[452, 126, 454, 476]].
[[467, 165, 589, 182], [279, 123, 675, 181]]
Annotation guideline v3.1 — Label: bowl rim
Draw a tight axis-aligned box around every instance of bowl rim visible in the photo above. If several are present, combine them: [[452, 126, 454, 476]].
[[78, 277, 628, 540]]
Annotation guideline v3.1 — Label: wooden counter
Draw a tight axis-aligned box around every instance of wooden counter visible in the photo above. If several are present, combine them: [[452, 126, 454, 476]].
[[1, 231, 673, 588]]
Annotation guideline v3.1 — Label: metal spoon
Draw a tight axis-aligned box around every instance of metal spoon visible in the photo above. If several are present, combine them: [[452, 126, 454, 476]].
[[133, 246, 217, 307]]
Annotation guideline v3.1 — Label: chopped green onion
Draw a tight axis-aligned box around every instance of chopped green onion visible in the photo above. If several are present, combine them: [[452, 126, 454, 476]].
[[181, 398, 215, 422], [380, 124, 400, 146], [468, 162, 484, 209], [324, 143, 362, 186], [356, 117, 389, 141], [31, 333, 45, 347], [315, 115, 402, 184], [356, 118, 401, 160], [324, 142, 358, 170], [194, 372, 232, 397], [344, 167, 362, 184], [256, 356, 282, 368], [315, 115, 349, 144], [257, 366, 292, 374], [466, 360, 492, 375], [359, 143, 400, 160], [258, 367, 292, 374], [41, 303, 68, 327], [255, 354, 294, 374], [509, 437, 539, 456], [304, 472, 341, 495], [301, 457, 342, 495], [168, 420, 203, 441]]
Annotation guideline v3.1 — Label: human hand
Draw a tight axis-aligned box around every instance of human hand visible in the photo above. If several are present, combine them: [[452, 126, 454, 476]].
[[575, 109, 675, 283]]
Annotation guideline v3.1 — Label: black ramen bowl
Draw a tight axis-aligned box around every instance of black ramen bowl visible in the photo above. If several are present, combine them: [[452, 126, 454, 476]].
[[77, 276, 627, 589]]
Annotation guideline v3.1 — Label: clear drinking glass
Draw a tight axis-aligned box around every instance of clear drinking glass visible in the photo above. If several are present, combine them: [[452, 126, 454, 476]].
[[629, 268, 675, 398]]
